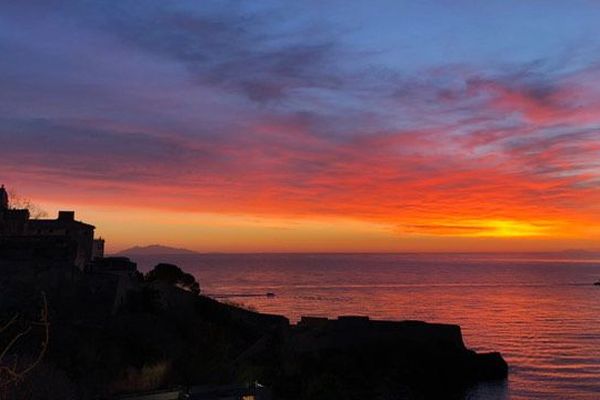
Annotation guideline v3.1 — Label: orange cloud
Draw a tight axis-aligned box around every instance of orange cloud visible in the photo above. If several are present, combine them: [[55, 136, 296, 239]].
[[3, 65, 600, 251]]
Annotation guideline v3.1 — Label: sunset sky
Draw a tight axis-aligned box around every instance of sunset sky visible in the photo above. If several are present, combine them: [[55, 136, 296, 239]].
[[1, 1, 600, 252]]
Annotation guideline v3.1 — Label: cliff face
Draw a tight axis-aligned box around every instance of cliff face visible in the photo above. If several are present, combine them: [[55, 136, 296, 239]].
[[291, 316, 466, 351], [1, 263, 507, 400], [269, 316, 508, 399]]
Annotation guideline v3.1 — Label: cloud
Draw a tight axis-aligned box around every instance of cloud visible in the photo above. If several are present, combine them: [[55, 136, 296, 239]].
[[1, 1, 600, 241], [76, 1, 345, 103]]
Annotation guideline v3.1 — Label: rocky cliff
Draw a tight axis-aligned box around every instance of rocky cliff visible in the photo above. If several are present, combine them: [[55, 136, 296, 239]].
[[1, 263, 507, 400]]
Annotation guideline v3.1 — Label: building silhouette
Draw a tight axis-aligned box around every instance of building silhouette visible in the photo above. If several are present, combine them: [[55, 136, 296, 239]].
[[0, 185, 103, 269]]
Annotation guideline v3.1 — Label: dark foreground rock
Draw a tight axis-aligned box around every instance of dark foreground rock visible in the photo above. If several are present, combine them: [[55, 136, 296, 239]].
[[0, 263, 507, 400], [275, 316, 507, 399]]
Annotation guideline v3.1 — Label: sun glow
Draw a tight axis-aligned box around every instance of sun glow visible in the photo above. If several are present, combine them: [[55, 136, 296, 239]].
[[474, 219, 551, 238]]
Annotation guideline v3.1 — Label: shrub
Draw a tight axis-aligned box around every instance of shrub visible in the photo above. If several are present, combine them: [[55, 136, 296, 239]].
[[145, 264, 200, 295]]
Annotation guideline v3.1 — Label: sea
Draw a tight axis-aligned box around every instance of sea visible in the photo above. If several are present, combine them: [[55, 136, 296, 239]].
[[130, 252, 600, 400]]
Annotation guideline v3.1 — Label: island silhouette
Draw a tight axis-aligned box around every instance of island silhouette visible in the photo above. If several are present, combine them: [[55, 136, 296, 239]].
[[116, 244, 200, 256]]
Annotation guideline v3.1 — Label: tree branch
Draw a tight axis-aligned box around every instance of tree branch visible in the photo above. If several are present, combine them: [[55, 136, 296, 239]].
[[0, 292, 49, 387]]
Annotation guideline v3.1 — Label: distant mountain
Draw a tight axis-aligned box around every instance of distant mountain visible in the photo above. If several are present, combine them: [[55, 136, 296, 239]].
[[115, 244, 199, 256]]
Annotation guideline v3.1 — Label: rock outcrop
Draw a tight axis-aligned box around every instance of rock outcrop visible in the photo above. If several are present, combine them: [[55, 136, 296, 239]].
[[1, 261, 508, 400], [263, 316, 508, 399]]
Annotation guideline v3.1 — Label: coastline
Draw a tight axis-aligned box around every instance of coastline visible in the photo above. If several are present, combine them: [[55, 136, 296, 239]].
[[0, 257, 508, 399]]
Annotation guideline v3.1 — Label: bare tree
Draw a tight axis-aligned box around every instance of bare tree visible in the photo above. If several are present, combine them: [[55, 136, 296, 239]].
[[0, 293, 49, 388], [7, 191, 48, 219]]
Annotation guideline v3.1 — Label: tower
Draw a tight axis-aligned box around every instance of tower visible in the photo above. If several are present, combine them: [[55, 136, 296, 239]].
[[0, 184, 8, 210]]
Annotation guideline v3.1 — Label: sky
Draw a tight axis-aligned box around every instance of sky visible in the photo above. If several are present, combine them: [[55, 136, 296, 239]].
[[1, 0, 600, 253]]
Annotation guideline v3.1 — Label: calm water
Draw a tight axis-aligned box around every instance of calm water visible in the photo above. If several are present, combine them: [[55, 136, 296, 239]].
[[131, 253, 600, 400]]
